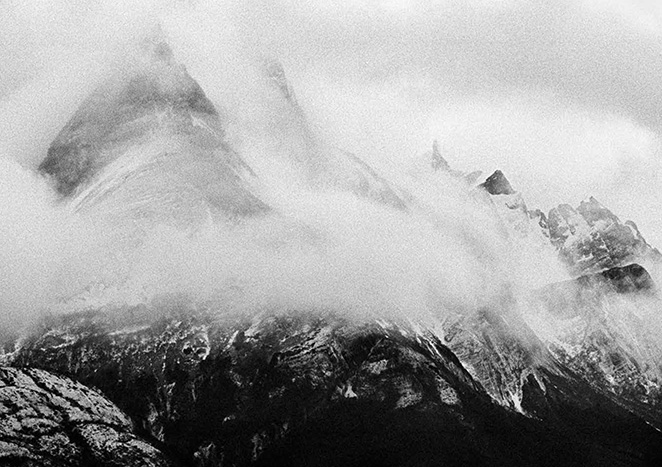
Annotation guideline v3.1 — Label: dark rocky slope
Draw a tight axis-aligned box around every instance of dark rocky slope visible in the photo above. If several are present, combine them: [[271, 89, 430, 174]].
[[5, 291, 662, 466]]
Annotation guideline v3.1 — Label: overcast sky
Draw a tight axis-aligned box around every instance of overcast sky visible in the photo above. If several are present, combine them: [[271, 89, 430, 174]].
[[1, 0, 661, 246]]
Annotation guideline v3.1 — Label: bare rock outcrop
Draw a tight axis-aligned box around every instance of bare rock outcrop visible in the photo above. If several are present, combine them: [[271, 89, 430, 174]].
[[0, 367, 173, 466]]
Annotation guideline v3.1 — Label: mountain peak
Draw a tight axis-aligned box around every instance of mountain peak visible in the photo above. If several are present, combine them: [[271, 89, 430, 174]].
[[479, 170, 515, 195], [578, 196, 605, 212], [547, 197, 661, 274], [576, 196, 619, 226], [430, 140, 450, 171], [39, 45, 220, 196], [37, 38, 268, 219]]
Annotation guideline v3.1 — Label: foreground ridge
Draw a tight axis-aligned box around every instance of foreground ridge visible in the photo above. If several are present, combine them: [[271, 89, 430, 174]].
[[4, 297, 662, 466]]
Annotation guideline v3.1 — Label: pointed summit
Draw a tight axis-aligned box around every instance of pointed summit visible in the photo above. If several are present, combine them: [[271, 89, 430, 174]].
[[261, 58, 408, 211], [479, 170, 515, 195], [38, 35, 268, 221], [430, 140, 450, 171], [140, 24, 174, 63]]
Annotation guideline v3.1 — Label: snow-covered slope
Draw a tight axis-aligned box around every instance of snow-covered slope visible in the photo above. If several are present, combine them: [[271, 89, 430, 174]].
[[469, 169, 662, 425], [406, 153, 662, 421]]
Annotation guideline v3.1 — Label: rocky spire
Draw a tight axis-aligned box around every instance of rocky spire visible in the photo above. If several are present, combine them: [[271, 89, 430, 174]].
[[264, 59, 297, 104], [430, 140, 450, 171]]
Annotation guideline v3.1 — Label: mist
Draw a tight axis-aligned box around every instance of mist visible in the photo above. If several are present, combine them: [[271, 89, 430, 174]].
[[0, 0, 659, 336]]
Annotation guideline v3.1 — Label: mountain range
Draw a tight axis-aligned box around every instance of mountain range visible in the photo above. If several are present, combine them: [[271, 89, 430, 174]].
[[1, 37, 661, 466]]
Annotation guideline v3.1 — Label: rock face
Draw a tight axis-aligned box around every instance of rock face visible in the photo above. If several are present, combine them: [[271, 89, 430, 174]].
[[539, 263, 655, 304], [464, 168, 662, 442], [0, 367, 173, 466], [547, 197, 661, 274], [4, 299, 662, 466], [10, 310, 485, 465]]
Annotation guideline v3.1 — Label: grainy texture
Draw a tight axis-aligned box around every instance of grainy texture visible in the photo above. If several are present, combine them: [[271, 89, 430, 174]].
[[7, 303, 662, 466], [0, 367, 173, 466]]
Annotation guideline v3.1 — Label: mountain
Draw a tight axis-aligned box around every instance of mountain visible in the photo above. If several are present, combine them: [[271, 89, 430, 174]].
[[263, 59, 409, 211], [474, 168, 661, 278], [473, 170, 662, 427], [3, 39, 662, 466], [38, 37, 408, 227], [430, 140, 451, 171], [548, 197, 661, 275], [39, 36, 268, 226], [530, 264, 662, 426]]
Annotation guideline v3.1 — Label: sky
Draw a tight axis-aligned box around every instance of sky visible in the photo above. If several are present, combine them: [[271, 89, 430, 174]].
[[212, 0, 662, 246]]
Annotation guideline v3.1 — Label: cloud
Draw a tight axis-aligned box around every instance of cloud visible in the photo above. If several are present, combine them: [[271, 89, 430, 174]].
[[0, 158, 108, 327]]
